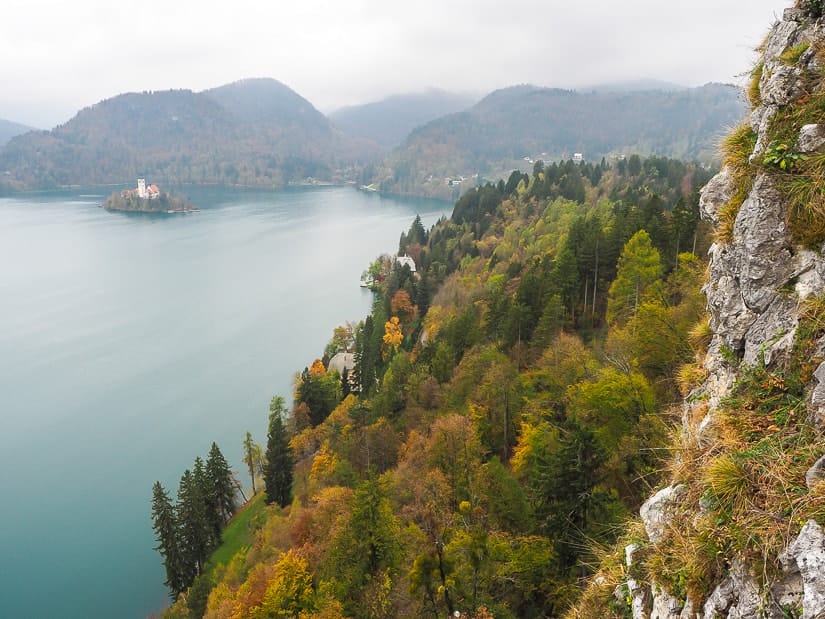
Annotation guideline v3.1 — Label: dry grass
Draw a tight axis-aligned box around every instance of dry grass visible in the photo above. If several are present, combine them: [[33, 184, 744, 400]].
[[642, 353, 825, 607], [676, 362, 708, 397], [748, 62, 764, 107], [688, 317, 713, 356], [716, 124, 757, 244], [563, 520, 649, 619], [778, 152, 825, 248], [780, 42, 810, 65]]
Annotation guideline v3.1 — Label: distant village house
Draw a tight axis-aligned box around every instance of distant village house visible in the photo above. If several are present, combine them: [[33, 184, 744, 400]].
[[396, 254, 416, 273]]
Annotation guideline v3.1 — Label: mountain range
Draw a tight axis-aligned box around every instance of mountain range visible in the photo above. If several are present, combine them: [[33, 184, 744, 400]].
[[0, 79, 378, 191], [372, 83, 746, 199], [0, 79, 746, 196]]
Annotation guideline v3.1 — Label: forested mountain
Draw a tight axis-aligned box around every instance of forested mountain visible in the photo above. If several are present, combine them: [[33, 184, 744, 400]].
[[329, 90, 478, 150], [373, 83, 745, 199], [0, 118, 34, 147], [0, 79, 379, 190], [159, 155, 718, 618]]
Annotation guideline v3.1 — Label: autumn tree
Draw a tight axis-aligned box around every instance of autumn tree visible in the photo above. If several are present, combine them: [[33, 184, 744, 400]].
[[264, 395, 294, 507], [325, 322, 355, 357], [251, 550, 318, 618], [309, 358, 326, 376], [390, 289, 418, 325], [382, 316, 403, 360]]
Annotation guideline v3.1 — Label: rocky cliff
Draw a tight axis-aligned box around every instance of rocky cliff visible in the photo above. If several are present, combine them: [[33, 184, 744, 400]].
[[573, 4, 825, 618]]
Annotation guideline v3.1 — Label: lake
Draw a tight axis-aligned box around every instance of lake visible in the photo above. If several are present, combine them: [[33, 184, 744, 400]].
[[0, 185, 449, 618]]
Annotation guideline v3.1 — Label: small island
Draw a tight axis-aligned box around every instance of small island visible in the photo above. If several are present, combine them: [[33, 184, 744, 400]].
[[104, 178, 199, 213]]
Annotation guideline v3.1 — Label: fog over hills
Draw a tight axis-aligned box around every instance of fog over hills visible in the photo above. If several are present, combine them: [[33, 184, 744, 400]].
[[329, 90, 479, 150], [0, 78, 745, 197], [0, 119, 35, 147]]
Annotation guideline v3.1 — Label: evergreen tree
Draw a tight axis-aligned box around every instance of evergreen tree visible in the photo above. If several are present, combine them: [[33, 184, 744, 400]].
[[205, 442, 237, 532], [176, 468, 210, 584], [353, 315, 376, 394], [151, 481, 186, 596], [264, 396, 294, 507]]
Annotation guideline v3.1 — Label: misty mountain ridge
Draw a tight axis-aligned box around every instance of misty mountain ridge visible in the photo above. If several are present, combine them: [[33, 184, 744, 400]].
[[576, 78, 689, 93], [373, 82, 745, 199], [329, 89, 479, 150], [1, 78, 744, 195], [0, 118, 36, 147]]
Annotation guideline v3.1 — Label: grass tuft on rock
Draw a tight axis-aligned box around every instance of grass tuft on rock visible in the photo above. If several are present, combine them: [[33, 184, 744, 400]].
[[717, 125, 757, 244]]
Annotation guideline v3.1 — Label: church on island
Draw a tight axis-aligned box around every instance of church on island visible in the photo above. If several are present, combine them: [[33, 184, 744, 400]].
[[122, 178, 160, 200]]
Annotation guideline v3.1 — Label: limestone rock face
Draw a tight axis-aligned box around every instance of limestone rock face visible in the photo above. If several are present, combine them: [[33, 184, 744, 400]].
[[810, 361, 825, 427], [797, 124, 825, 153], [785, 521, 825, 619], [640, 485, 685, 544], [634, 7, 825, 619], [701, 562, 762, 619], [698, 166, 732, 225], [805, 455, 825, 489]]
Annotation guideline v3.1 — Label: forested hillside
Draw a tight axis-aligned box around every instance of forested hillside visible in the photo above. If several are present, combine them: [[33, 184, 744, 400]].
[[158, 155, 718, 618], [0, 79, 379, 191], [373, 84, 744, 200]]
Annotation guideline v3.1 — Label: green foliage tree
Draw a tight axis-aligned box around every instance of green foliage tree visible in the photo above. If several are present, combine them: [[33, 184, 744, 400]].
[[264, 396, 294, 507], [607, 229, 663, 325], [296, 366, 341, 426], [327, 478, 401, 615]]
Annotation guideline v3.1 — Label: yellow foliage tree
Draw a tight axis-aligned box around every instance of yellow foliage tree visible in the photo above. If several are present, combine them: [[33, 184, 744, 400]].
[[309, 359, 326, 377], [249, 550, 317, 619], [382, 316, 403, 360]]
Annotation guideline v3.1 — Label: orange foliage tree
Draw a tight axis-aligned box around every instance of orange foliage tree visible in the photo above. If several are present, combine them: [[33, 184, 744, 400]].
[[390, 289, 418, 325], [309, 359, 326, 377]]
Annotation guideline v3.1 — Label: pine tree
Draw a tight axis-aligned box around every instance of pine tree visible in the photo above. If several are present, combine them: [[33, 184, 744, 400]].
[[176, 468, 210, 584], [264, 396, 294, 507], [206, 442, 237, 532], [151, 481, 186, 596]]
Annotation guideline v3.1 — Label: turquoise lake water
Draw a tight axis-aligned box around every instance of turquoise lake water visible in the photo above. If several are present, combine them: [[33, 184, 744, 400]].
[[0, 186, 448, 618]]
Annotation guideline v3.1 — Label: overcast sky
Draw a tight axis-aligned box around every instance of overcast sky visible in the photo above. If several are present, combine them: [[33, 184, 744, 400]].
[[1, 0, 789, 128]]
